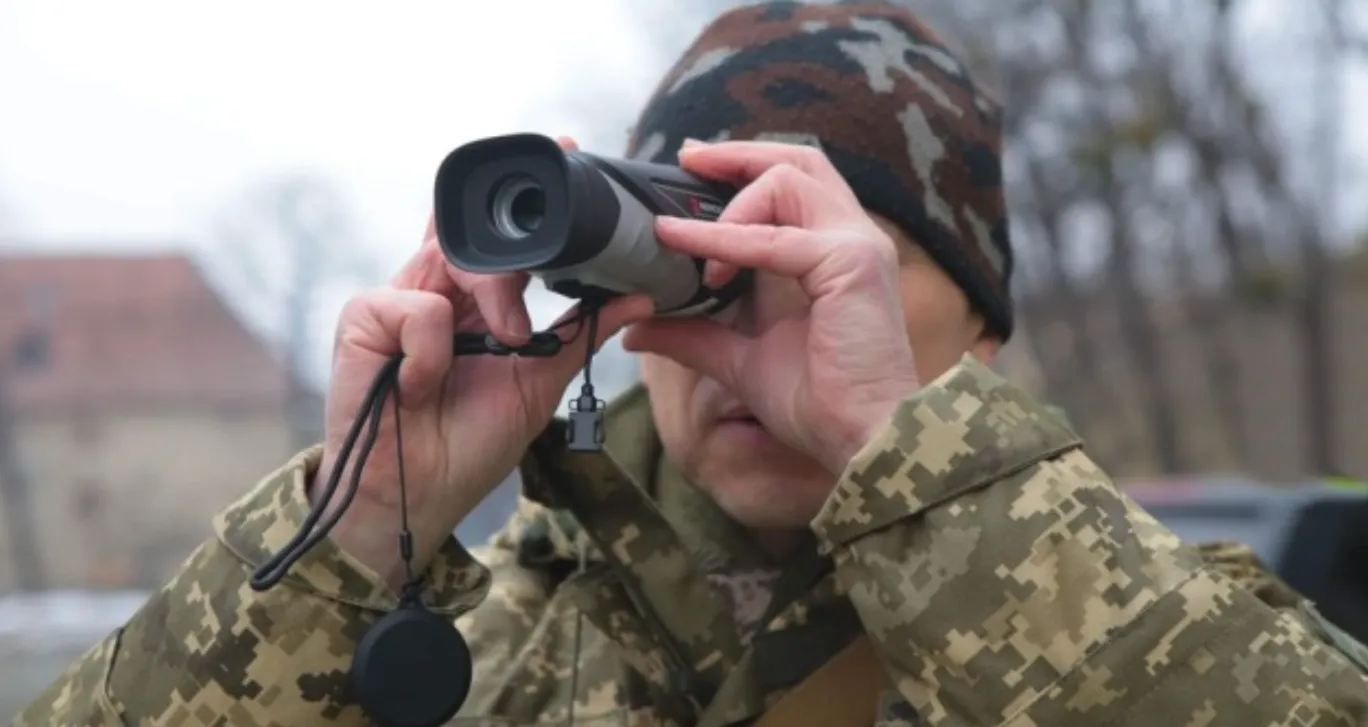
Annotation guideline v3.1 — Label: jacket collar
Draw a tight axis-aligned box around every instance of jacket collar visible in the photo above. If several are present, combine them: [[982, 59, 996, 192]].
[[491, 359, 1084, 724], [504, 383, 654, 567], [506, 382, 753, 704]]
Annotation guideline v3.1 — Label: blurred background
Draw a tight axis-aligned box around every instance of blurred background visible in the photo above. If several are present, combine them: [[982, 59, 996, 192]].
[[2, 0, 1368, 718]]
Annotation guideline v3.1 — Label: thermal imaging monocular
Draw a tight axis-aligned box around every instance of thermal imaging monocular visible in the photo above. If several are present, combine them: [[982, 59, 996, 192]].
[[431, 132, 751, 317]]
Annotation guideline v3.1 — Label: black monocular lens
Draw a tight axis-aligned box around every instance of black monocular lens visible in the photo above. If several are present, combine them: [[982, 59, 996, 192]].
[[490, 176, 546, 239]]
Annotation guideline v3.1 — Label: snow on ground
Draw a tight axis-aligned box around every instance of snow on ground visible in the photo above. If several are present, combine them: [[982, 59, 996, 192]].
[[0, 590, 153, 721], [0, 589, 149, 653]]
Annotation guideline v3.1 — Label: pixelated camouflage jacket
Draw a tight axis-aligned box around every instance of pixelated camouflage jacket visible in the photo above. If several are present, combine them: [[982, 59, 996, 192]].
[[14, 356, 1368, 726]]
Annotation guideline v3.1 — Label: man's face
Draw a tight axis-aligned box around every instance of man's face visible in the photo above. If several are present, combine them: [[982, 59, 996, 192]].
[[640, 212, 1002, 534]]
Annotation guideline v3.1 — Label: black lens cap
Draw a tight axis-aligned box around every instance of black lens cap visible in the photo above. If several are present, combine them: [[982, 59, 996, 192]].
[[350, 603, 473, 727]]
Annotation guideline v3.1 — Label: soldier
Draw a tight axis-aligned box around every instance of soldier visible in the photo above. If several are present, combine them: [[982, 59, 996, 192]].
[[14, 2, 1368, 726]]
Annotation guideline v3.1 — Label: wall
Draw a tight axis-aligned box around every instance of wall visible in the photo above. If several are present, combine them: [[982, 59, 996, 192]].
[[0, 407, 297, 591]]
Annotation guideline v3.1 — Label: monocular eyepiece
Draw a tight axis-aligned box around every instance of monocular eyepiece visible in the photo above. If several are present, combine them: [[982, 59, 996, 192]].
[[489, 176, 546, 240]]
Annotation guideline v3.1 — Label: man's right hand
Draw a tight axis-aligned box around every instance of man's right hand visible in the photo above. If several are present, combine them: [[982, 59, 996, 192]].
[[313, 137, 654, 587]]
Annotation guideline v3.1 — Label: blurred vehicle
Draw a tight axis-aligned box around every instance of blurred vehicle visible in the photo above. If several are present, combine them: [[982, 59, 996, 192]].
[[1124, 476, 1368, 644]]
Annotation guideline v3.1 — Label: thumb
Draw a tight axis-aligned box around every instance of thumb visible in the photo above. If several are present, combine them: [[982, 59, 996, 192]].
[[622, 318, 747, 391]]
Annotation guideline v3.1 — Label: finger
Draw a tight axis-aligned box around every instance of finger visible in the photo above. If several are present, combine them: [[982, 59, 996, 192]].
[[658, 217, 828, 279], [392, 240, 533, 344], [587, 294, 656, 350], [703, 260, 741, 289], [337, 288, 455, 409], [720, 162, 852, 230], [657, 164, 841, 278], [453, 270, 534, 344], [679, 140, 853, 200], [657, 161, 864, 279], [556, 136, 580, 152], [621, 318, 746, 392], [547, 302, 586, 331], [392, 221, 458, 297], [533, 294, 656, 380], [397, 214, 536, 343]]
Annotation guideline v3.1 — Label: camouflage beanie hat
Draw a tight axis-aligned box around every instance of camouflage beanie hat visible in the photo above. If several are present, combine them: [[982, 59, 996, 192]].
[[625, 0, 1014, 341]]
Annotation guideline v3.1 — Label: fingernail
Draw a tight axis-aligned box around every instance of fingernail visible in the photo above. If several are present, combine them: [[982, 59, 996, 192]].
[[681, 137, 707, 150], [504, 312, 529, 340], [704, 266, 724, 288]]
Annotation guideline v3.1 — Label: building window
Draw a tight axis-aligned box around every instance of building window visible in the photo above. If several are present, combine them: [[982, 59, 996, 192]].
[[12, 328, 50, 370], [72, 478, 104, 521]]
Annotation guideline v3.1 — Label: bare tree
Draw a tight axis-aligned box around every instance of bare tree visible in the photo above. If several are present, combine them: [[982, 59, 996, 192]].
[[208, 173, 381, 452], [1298, 0, 1347, 476]]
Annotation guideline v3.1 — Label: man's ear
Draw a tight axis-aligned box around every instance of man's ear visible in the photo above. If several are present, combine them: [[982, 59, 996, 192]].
[[968, 332, 1002, 365]]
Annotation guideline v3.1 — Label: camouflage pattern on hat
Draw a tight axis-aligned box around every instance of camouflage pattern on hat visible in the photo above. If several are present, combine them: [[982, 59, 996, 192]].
[[627, 0, 1015, 340]]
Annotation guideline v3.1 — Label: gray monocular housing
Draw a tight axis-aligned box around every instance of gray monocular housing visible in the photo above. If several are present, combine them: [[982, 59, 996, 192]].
[[431, 132, 751, 316]]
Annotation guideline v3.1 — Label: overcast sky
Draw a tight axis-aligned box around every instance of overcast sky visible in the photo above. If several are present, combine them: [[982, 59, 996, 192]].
[[0, 2, 686, 254], [0, 0, 703, 389], [0, 1, 676, 245], [1, 0, 1364, 389]]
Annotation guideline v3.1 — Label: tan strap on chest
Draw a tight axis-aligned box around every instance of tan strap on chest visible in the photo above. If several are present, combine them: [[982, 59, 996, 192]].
[[750, 635, 892, 727]]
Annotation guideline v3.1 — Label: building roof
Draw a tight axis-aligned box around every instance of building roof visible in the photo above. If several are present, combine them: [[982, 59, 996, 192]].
[[0, 252, 297, 412]]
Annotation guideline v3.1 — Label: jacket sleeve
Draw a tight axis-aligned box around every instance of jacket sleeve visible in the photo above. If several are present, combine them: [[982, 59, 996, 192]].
[[809, 357, 1368, 727], [9, 445, 492, 727]]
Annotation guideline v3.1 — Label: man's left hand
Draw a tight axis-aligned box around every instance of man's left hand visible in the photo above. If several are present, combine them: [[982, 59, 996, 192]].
[[621, 139, 923, 474]]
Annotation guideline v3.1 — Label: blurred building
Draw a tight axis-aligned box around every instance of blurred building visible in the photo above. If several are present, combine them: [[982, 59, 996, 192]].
[[0, 252, 321, 592]]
